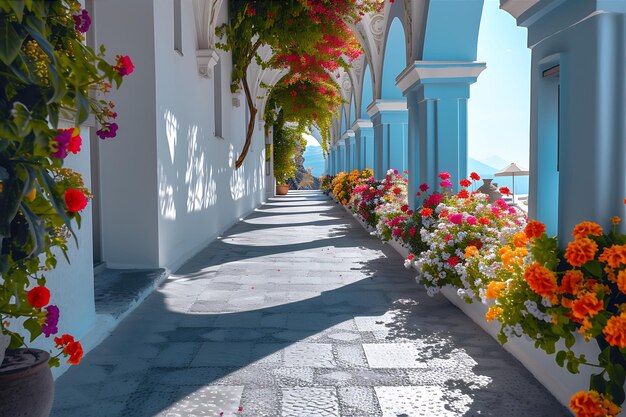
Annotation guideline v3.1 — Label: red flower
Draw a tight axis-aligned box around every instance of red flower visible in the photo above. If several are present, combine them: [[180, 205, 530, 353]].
[[459, 179, 472, 187], [400, 204, 409, 212], [419, 183, 429, 192], [393, 187, 402, 195], [448, 256, 460, 267], [421, 208, 433, 217], [470, 172, 480, 181], [499, 186, 511, 196], [27, 286, 50, 309], [67, 128, 82, 154], [438, 172, 451, 180], [64, 189, 88, 213], [54, 334, 83, 365], [409, 227, 416, 237], [114, 55, 134, 76], [457, 189, 469, 199], [478, 217, 490, 225]]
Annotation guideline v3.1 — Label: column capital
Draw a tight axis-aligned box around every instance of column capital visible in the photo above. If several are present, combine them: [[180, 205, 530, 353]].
[[342, 130, 355, 141], [499, 0, 539, 19], [396, 61, 486, 95], [351, 119, 373, 131], [196, 48, 219, 79], [366, 99, 407, 118]]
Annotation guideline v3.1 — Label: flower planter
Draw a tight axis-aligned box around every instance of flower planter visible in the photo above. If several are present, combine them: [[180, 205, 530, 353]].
[[346, 202, 599, 412], [276, 184, 289, 195], [0, 349, 54, 417]]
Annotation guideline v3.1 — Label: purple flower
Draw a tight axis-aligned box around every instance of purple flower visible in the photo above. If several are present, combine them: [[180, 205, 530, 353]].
[[51, 130, 72, 159], [42, 305, 59, 337], [73, 9, 92, 33], [96, 122, 119, 139]]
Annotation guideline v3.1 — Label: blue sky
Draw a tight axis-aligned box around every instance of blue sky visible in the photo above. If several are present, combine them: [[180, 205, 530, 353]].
[[468, 0, 531, 167]]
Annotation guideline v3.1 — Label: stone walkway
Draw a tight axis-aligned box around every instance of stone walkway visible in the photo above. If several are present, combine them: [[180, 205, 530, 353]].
[[51, 191, 569, 417]]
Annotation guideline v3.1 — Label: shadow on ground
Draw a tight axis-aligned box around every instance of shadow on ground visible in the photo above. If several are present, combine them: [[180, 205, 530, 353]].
[[51, 191, 569, 417]]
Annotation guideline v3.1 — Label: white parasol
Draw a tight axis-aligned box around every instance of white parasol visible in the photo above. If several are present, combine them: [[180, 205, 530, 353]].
[[495, 163, 529, 202]]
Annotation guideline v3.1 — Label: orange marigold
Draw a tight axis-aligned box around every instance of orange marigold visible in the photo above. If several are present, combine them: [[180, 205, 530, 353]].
[[513, 232, 529, 248], [599, 245, 626, 268], [572, 221, 603, 240], [612, 216, 621, 226], [571, 293, 604, 321], [603, 312, 626, 348], [485, 305, 503, 322], [565, 238, 598, 267], [570, 391, 621, 417], [464, 245, 479, 258], [559, 270, 584, 295], [524, 220, 546, 240], [485, 281, 506, 299], [523, 262, 558, 298], [617, 270, 626, 295]]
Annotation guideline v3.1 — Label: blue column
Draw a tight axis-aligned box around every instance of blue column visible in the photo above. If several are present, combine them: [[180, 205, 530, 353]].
[[338, 142, 346, 172], [352, 119, 371, 172], [503, 0, 626, 240], [397, 62, 485, 208], [343, 131, 355, 172], [367, 100, 408, 180]]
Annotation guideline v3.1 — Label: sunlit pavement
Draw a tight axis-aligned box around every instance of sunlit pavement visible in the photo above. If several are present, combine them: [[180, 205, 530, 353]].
[[51, 190, 568, 417]]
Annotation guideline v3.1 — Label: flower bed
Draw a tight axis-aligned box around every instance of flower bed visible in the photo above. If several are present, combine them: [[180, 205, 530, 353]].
[[332, 168, 626, 417]]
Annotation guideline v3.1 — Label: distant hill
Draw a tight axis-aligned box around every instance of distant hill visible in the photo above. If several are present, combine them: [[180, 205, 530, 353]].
[[303, 145, 325, 177], [469, 157, 528, 195]]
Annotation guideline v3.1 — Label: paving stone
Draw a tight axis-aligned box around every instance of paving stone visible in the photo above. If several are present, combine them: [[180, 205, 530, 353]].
[[50, 191, 569, 417], [281, 387, 340, 416], [158, 386, 243, 417], [363, 344, 428, 368], [283, 343, 336, 368]]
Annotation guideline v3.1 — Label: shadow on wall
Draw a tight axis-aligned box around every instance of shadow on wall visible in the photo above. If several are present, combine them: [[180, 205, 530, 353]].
[[52, 192, 567, 416], [158, 108, 266, 221]]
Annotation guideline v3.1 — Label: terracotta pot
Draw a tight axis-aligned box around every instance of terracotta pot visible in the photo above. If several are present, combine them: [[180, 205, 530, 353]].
[[0, 349, 54, 417], [276, 184, 289, 195]]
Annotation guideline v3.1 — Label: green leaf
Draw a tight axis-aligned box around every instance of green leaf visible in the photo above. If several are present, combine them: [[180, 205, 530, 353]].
[[23, 317, 43, 342], [564, 332, 575, 349], [48, 356, 60, 368], [607, 363, 626, 386], [20, 201, 46, 257], [75, 91, 90, 126], [46, 62, 67, 104], [8, 0, 25, 22], [583, 260, 603, 278], [556, 350, 566, 367], [38, 168, 77, 245], [590, 372, 606, 392], [0, 18, 23, 65]]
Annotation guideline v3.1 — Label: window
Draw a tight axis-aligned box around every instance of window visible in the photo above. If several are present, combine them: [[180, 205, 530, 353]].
[[214, 61, 223, 137], [174, 0, 182, 54]]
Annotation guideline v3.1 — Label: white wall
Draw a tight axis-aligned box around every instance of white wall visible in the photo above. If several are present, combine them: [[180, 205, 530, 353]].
[[153, 0, 266, 271]]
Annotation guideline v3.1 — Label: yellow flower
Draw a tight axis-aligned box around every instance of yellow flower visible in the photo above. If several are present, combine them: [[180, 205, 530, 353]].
[[464, 246, 478, 258], [485, 305, 503, 322], [485, 281, 506, 299]]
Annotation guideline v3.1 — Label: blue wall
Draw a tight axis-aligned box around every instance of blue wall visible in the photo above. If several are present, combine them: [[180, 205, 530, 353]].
[[361, 64, 373, 117], [382, 19, 406, 100]]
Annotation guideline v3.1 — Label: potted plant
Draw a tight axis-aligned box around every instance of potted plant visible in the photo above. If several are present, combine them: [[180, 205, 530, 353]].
[[0, 2, 131, 415], [272, 116, 305, 196]]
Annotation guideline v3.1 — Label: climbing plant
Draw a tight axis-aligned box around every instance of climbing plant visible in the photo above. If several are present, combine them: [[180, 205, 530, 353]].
[[272, 112, 306, 186], [215, 0, 383, 169]]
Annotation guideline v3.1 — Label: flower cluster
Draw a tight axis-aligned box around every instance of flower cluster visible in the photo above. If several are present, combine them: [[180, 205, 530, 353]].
[[373, 169, 409, 242], [349, 176, 382, 229], [0, 0, 130, 367], [414, 173, 526, 299], [319, 175, 335, 194], [491, 215, 626, 416], [330, 169, 373, 205]]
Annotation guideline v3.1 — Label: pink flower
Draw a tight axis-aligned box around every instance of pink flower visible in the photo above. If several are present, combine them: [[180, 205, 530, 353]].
[[495, 199, 508, 209], [114, 55, 134, 77], [409, 227, 416, 237], [438, 172, 451, 180], [445, 234, 453, 242], [440, 180, 453, 188], [449, 213, 464, 225], [491, 206, 501, 215], [508, 207, 517, 215], [393, 227, 402, 237], [466, 216, 477, 225]]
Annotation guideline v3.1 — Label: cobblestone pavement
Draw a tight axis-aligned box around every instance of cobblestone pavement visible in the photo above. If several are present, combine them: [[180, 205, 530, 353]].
[[51, 191, 569, 417]]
